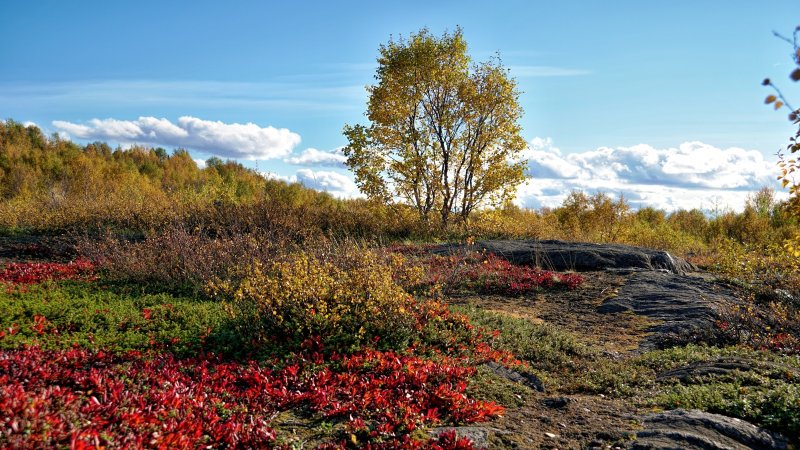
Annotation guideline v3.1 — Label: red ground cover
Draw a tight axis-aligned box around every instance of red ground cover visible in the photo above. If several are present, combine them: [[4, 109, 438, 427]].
[[422, 252, 584, 295], [0, 259, 96, 286], [0, 344, 502, 449]]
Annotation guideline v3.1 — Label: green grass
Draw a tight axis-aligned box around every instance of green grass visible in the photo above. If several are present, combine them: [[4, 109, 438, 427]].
[[466, 364, 533, 408], [0, 281, 231, 355], [453, 303, 590, 370]]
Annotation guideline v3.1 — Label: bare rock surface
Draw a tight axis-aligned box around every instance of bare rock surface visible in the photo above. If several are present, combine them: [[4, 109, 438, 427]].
[[483, 361, 545, 392], [627, 409, 790, 450], [656, 358, 753, 382], [597, 271, 740, 350], [434, 239, 735, 350], [657, 358, 800, 383], [433, 239, 697, 275]]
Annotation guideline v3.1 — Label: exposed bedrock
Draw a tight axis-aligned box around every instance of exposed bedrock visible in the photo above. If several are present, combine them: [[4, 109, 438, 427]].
[[432, 240, 697, 275]]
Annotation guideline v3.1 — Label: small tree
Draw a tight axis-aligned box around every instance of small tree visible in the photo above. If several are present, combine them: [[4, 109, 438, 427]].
[[763, 26, 800, 256], [343, 28, 527, 227]]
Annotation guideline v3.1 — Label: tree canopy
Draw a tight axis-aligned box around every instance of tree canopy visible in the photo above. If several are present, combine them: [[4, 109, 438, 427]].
[[343, 28, 527, 226]]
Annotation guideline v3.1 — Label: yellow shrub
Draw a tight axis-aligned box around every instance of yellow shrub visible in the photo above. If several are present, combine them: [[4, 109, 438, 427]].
[[211, 248, 419, 349]]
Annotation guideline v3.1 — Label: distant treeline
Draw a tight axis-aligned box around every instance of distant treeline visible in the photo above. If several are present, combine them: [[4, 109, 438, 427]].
[[1, 119, 798, 258], [0, 119, 405, 238]]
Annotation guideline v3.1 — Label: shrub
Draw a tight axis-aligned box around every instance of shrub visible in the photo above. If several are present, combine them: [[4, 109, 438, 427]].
[[78, 227, 287, 296], [621, 220, 707, 255], [210, 246, 421, 350], [553, 191, 632, 243]]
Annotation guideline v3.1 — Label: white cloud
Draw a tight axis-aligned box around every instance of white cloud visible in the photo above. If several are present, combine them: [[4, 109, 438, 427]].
[[52, 116, 301, 160], [193, 158, 207, 169], [261, 171, 296, 183], [295, 169, 361, 199], [285, 147, 347, 167], [267, 138, 783, 212], [261, 169, 361, 199], [517, 138, 785, 212]]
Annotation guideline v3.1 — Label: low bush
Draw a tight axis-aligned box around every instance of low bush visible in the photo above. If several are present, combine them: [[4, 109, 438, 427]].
[[209, 245, 423, 350], [717, 299, 800, 355], [454, 305, 589, 370], [79, 227, 287, 296]]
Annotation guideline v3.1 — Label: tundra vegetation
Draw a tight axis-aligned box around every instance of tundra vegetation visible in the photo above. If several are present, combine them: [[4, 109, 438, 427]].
[[1, 27, 800, 449]]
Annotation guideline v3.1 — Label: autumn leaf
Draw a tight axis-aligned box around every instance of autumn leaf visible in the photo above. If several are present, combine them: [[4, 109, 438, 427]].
[[766, 95, 777, 104]]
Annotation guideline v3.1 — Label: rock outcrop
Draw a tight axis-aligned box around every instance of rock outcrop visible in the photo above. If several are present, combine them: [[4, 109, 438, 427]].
[[597, 271, 739, 350], [628, 409, 790, 450], [433, 240, 697, 275], [657, 358, 800, 383]]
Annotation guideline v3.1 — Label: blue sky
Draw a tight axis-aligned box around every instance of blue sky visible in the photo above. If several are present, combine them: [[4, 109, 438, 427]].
[[2, 1, 799, 211]]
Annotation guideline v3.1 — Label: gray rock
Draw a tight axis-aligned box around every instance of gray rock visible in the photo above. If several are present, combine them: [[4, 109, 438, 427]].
[[656, 358, 753, 383], [542, 396, 571, 409], [483, 361, 545, 392], [598, 272, 738, 350], [657, 358, 800, 384], [628, 409, 790, 450], [433, 240, 696, 275]]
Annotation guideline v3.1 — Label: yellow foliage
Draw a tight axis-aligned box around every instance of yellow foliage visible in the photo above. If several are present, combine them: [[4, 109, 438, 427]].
[[209, 248, 420, 348]]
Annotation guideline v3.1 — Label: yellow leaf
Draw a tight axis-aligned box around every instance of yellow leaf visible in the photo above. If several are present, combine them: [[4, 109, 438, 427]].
[[783, 179, 790, 188], [775, 101, 784, 110], [765, 95, 777, 104]]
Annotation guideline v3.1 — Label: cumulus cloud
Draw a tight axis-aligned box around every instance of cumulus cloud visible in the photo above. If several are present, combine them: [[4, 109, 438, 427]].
[[295, 169, 360, 198], [518, 138, 784, 212], [285, 147, 347, 167], [52, 116, 301, 160], [262, 169, 361, 199]]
